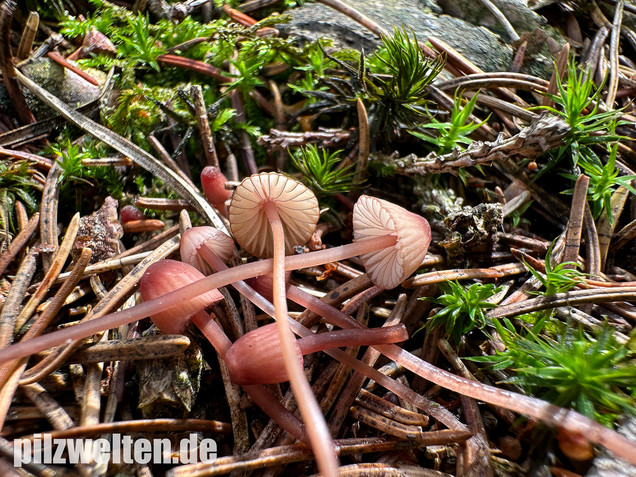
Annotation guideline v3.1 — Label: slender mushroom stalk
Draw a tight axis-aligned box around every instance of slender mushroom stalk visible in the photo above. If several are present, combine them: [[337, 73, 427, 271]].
[[228, 172, 338, 476], [139, 259, 307, 443]]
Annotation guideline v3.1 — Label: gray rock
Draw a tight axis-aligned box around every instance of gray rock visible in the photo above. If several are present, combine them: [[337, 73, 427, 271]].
[[19, 59, 106, 119], [436, 0, 545, 39], [280, 0, 512, 72]]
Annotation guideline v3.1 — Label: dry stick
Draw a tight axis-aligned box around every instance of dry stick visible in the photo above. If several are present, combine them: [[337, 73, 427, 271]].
[[147, 134, 196, 188], [15, 70, 228, 233], [510, 40, 527, 73], [16, 11, 39, 60], [20, 419, 231, 441], [230, 90, 258, 175], [598, 186, 630, 270], [402, 267, 506, 289], [268, 80, 287, 171], [488, 286, 636, 318], [0, 212, 39, 277], [356, 389, 429, 426], [438, 339, 492, 477], [263, 203, 340, 477], [355, 98, 369, 186], [170, 437, 425, 476], [21, 383, 75, 430], [435, 72, 549, 94], [39, 161, 62, 272], [583, 27, 610, 81], [317, 0, 387, 37], [583, 204, 602, 280], [562, 175, 589, 267], [610, 219, 636, 255], [427, 35, 523, 105], [14, 213, 80, 331], [69, 335, 191, 364], [191, 84, 220, 168], [0, 250, 37, 349], [606, 0, 624, 107], [476, 0, 519, 42], [46, 51, 99, 86]]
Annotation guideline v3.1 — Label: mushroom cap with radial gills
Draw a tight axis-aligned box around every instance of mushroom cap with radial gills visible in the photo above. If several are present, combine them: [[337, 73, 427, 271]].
[[228, 172, 320, 258], [139, 260, 223, 334], [353, 195, 431, 290], [180, 226, 236, 274]]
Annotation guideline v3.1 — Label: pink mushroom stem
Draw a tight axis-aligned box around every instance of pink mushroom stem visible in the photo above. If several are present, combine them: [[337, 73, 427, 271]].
[[0, 236, 396, 365], [262, 201, 339, 476], [286, 284, 636, 466]]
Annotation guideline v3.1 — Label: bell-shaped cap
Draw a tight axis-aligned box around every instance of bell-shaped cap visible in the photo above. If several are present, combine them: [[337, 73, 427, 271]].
[[228, 172, 319, 258], [225, 323, 303, 385], [139, 260, 223, 334], [353, 195, 431, 289], [180, 226, 236, 274]]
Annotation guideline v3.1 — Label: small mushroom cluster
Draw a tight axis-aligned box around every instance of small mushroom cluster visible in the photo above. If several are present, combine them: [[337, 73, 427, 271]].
[[2, 171, 635, 472]]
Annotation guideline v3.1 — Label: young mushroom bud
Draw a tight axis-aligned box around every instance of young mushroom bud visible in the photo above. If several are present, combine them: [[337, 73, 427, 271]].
[[139, 260, 223, 335], [225, 323, 409, 385], [353, 195, 431, 289], [201, 166, 232, 217]]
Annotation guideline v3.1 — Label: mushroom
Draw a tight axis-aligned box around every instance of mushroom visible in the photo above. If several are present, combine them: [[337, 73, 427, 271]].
[[120, 205, 165, 234], [353, 195, 431, 289], [227, 172, 339, 475], [139, 260, 230, 352], [139, 259, 308, 443], [201, 166, 232, 218], [5, 196, 636, 465], [225, 322, 407, 385]]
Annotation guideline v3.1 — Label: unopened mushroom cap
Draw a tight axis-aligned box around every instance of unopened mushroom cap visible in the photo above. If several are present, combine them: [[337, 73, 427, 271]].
[[225, 323, 303, 385], [181, 226, 236, 274], [140, 260, 223, 334], [228, 172, 320, 258], [353, 196, 431, 289]]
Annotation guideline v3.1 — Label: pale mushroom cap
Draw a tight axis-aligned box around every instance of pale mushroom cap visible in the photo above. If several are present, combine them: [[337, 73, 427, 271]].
[[181, 226, 236, 274], [353, 195, 431, 289], [140, 260, 223, 334], [228, 172, 320, 258]]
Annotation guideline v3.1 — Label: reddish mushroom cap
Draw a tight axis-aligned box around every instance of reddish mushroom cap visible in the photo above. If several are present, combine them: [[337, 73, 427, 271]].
[[353, 196, 431, 289], [228, 172, 320, 258], [201, 166, 232, 215], [225, 323, 303, 385], [180, 226, 236, 274], [120, 205, 145, 223], [139, 260, 223, 334]]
